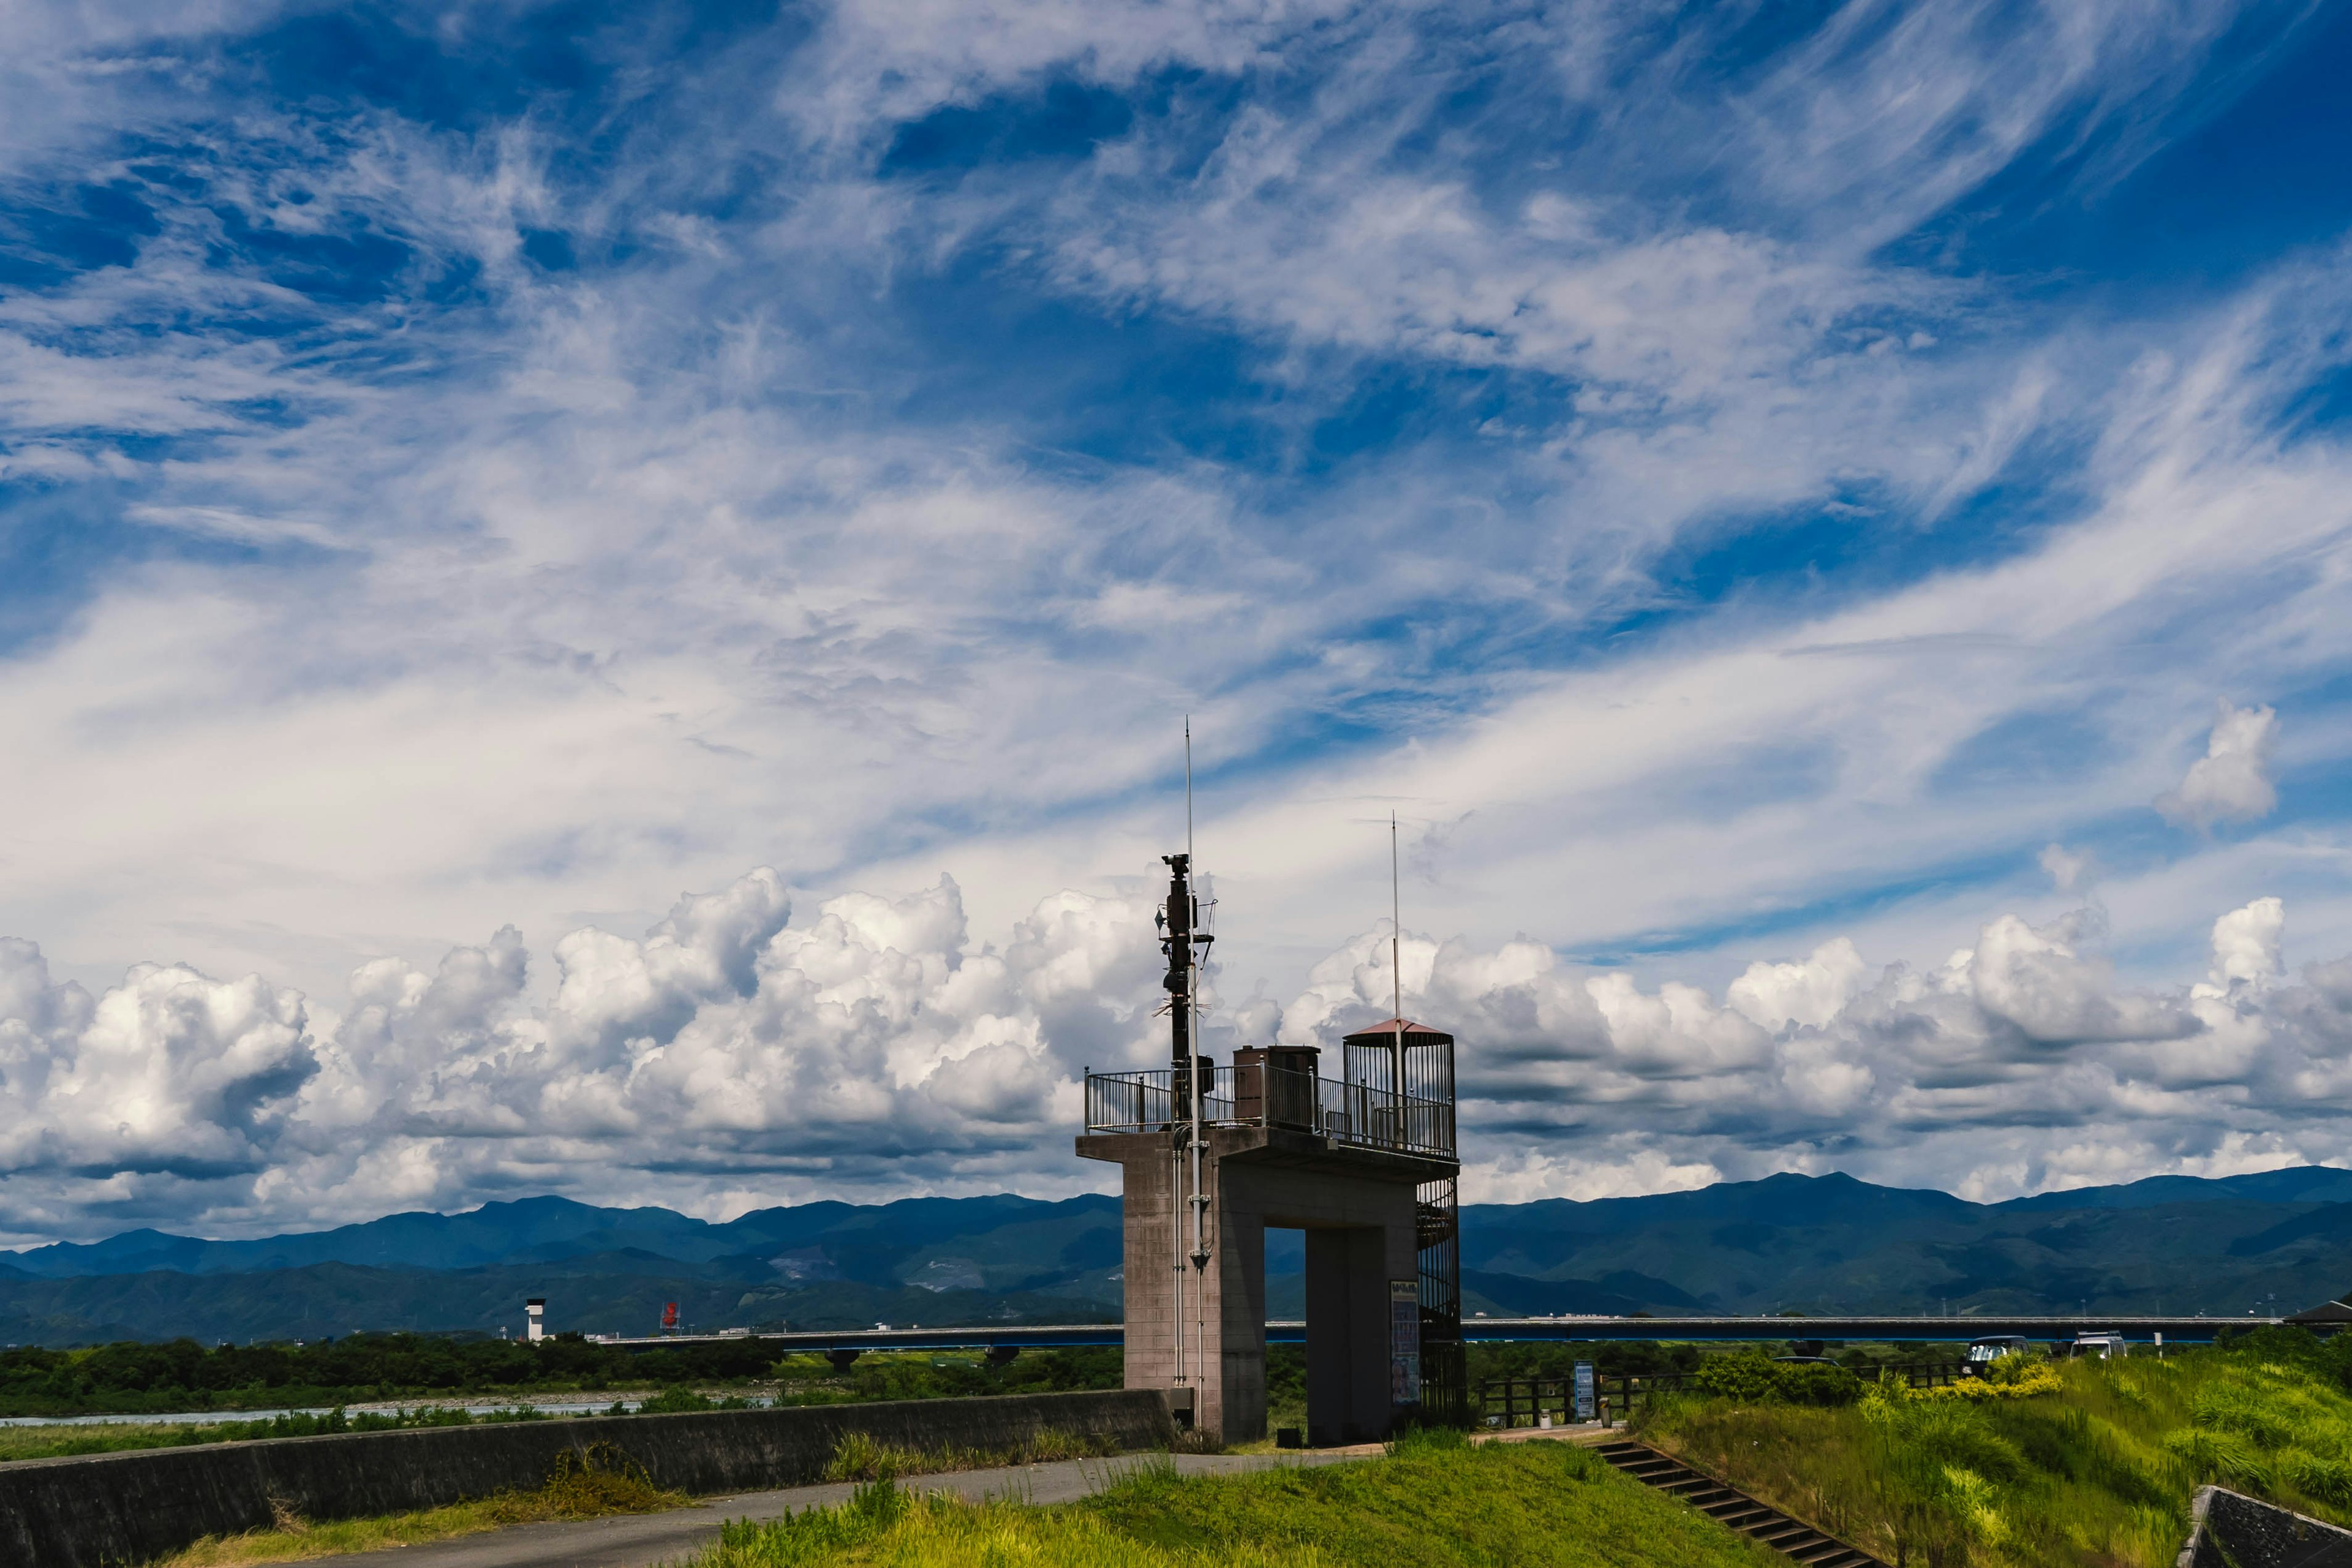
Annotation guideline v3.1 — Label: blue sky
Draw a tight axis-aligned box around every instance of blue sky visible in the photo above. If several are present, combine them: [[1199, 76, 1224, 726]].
[[2, 0, 2351, 1241]]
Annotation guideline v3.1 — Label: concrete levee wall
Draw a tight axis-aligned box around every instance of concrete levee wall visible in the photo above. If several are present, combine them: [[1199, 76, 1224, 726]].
[[2179, 1485, 2352, 1567], [0, 1389, 1175, 1567]]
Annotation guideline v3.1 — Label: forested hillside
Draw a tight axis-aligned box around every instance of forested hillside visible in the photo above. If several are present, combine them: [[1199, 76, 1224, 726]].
[[6, 1168, 2350, 1346]]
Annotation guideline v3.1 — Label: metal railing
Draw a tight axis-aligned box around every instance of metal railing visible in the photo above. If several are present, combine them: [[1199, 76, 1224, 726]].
[[1084, 1065, 1455, 1159], [1474, 1362, 1973, 1428]]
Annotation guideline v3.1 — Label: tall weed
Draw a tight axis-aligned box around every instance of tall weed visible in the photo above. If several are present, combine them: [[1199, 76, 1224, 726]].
[[821, 1427, 1123, 1482], [535, 1439, 679, 1517], [1638, 1335, 2352, 1568]]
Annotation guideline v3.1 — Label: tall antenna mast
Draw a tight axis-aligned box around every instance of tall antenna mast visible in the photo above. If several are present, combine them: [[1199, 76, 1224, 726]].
[[1158, 721, 1215, 1402], [1185, 719, 1210, 1391], [1391, 811, 1404, 1114], [1391, 811, 1401, 1023]]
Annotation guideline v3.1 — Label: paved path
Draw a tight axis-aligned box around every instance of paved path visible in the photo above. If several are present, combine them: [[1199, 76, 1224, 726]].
[[307, 1450, 1371, 1567], [307, 1428, 1612, 1567]]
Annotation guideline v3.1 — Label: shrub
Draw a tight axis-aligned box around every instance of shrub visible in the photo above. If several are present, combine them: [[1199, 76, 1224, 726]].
[[1921, 1362, 2064, 1401], [1691, 1354, 1781, 1404], [534, 1439, 681, 1519], [1777, 1363, 1864, 1408], [824, 1431, 914, 1482], [638, 1385, 717, 1413], [1684, 1354, 1861, 1408]]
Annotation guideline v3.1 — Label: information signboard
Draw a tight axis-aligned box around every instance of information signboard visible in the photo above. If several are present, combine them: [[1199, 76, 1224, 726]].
[[1574, 1361, 1595, 1422], [1389, 1280, 1421, 1406]]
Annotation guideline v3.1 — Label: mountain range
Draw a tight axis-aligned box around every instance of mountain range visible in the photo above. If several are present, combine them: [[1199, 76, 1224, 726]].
[[6, 1167, 2351, 1345]]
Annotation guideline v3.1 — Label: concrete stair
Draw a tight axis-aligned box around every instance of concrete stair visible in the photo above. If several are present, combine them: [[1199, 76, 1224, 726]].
[[1596, 1439, 1887, 1567]]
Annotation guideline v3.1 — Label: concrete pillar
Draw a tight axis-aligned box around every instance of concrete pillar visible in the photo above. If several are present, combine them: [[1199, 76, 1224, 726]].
[[1117, 1142, 1183, 1404], [1215, 1196, 1268, 1445]]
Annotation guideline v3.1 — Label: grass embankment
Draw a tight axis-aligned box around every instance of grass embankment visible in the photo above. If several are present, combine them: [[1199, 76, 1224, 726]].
[[141, 1428, 1130, 1567], [1635, 1327, 2352, 1567], [0, 1404, 551, 1463], [154, 1441, 683, 1566], [685, 1430, 1785, 1568]]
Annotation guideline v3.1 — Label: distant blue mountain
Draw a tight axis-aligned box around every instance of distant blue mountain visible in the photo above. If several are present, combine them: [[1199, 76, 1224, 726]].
[[3, 1168, 2349, 1344], [1993, 1166, 2352, 1212], [3, 1193, 1114, 1280], [1462, 1169, 1973, 1242], [1455, 1167, 2352, 1320]]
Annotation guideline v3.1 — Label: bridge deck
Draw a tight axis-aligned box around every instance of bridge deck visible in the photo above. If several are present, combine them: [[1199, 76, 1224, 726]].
[[589, 1314, 2277, 1353]]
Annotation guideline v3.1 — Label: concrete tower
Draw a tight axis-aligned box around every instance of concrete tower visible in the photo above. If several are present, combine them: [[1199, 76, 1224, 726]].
[[1078, 858, 1461, 1445]]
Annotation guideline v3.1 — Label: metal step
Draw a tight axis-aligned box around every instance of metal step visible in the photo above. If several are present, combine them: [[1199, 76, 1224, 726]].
[[1597, 1440, 1890, 1567]]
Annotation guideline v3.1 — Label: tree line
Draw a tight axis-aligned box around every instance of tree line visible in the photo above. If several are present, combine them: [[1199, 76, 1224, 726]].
[[0, 1332, 1120, 1416]]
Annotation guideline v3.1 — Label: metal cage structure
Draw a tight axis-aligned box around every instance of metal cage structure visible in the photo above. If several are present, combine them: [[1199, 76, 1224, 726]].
[[1340, 1021, 1457, 1157]]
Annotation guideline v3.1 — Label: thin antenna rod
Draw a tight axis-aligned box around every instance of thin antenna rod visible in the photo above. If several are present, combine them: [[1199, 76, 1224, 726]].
[[1390, 812, 1406, 1128], [1185, 717, 1208, 1394]]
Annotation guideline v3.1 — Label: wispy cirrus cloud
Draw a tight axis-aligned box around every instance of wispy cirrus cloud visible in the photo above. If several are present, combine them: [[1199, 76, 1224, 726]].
[[0, 0, 2349, 1237]]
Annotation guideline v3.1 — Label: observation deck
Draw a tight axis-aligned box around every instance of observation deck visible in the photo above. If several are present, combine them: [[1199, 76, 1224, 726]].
[[1080, 1060, 1455, 1163], [1084, 1016, 1458, 1167]]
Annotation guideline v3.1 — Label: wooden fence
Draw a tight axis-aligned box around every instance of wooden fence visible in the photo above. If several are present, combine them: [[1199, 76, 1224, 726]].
[[1473, 1362, 1970, 1427]]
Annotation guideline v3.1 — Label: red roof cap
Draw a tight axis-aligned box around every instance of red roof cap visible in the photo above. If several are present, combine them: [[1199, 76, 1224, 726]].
[[1341, 1017, 1453, 1044]]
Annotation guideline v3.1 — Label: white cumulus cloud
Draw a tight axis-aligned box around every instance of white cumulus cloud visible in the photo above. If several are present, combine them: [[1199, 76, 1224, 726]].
[[3, 870, 2352, 1239], [2157, 699, 2280, 829]]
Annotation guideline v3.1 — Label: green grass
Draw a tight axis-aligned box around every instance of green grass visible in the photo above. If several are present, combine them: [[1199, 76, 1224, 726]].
[[0, 1422, 226, 1462], [818, 1427, 1126, 1481], [137, 1425, 1134, 1566], [1634, 1328, 2352, 1567], [151, 1439, 685, 1566], [683, 1431, 1787, 1567], [0, 1404, 551, 1463]]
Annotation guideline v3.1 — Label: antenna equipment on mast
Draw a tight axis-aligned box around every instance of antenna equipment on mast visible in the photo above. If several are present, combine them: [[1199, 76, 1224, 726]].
[[1158, 720, 1216, 1391]]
